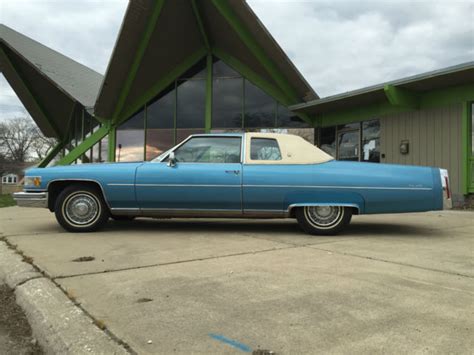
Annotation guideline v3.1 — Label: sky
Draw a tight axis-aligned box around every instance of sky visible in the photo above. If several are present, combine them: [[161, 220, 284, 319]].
[[0, 0, 473, 120]]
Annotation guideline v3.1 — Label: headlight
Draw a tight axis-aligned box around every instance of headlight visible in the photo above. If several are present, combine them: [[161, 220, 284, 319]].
[[24, 176, 42, 187]]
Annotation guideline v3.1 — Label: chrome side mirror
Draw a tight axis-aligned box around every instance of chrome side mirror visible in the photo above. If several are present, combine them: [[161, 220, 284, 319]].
[[167, 151, 176, 167]]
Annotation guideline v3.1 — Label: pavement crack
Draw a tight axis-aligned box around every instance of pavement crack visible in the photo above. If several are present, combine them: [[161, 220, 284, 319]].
[[307, 245, 473, 279], [53, 244, 299, 280]]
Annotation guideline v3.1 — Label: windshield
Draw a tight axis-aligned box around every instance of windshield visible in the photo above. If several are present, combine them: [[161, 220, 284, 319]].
[[151, 148, 172, 162]]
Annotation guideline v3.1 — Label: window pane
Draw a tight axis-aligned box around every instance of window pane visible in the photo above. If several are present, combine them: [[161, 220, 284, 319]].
[[174, 137, 241, 163], [146, 129, 174, 161], [176, 129, 205, 144], [277, 104, 310, 128], [338, 131, 359, 161], [180, 58, 207, 79], [250, 138, 282, 160], [212, 78, 243, 128], [100, 135, 108, 163], [362, 120, 380, 162], [176, 80, 205, 128], [147, 86, 175, 129], [320, 127, 336, 157], [213, 59, 240, 78], [244, 80, 276, 128], [116, 109, 145, 162]]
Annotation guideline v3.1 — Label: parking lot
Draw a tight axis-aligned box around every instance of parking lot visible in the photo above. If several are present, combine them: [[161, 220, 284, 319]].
[[1, 206, 473, 354]]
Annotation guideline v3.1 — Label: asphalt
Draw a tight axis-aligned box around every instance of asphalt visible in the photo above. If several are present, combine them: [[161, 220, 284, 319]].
[[0, 206, 472, 354]]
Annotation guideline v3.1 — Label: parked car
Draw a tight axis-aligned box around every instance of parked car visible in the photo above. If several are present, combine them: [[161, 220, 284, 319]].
[[13, 133, 451, 235]]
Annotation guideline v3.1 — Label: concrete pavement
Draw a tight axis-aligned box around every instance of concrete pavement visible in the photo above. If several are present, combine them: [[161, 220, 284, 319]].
[[0, 206, 473, 354]]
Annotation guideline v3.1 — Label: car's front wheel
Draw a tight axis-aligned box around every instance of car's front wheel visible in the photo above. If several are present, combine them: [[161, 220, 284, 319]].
[[54, 184, 109, 232], [295, 206, 352, 235]]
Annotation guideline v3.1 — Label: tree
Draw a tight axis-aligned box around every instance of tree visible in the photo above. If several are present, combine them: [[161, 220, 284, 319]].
[[0, 116, 57, 163]]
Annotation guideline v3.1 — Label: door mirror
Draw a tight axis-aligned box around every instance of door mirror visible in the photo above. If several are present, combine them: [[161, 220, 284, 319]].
[[167, 151, 176, 167]]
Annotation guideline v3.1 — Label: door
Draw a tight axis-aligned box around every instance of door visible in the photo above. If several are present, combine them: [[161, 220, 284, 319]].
[[337, 130, 359, 161], [135, 136, 242, 212]]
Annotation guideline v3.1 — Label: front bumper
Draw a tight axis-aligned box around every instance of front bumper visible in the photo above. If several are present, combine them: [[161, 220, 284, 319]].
[[13, 191, 48, 208]]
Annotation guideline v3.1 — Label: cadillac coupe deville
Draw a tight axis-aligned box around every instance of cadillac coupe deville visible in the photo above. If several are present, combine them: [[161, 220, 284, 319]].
[[14, 133, 451, 235]]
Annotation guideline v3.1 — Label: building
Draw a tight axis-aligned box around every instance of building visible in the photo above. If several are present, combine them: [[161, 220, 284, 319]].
[[0, 1, 473, 205]]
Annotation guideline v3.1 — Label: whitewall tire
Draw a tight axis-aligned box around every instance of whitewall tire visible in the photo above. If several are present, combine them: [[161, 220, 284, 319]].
[[54, 184, 109, 232], [295, 206, 352, 235]]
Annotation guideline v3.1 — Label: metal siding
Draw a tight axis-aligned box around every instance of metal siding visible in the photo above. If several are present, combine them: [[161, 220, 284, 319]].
[[381, 104, 462, 195]]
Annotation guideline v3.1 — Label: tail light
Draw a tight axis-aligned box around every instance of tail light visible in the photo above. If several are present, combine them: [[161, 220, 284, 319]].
[[440, 169, 451, 200]]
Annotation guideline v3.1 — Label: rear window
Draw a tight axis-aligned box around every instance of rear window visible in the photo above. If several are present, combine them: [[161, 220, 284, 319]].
[[250, 138, 282, 161]]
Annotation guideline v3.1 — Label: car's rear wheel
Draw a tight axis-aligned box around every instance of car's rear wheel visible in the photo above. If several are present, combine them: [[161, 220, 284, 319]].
[[295, 206, 352, 235], [54, 184, 109, 232]]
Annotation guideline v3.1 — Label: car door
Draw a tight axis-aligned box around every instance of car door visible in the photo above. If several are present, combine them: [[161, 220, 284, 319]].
[[135, 136, 243, 213]]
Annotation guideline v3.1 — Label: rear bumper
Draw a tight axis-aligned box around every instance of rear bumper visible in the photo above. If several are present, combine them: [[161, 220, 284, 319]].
[[13, 191, 48, 208]]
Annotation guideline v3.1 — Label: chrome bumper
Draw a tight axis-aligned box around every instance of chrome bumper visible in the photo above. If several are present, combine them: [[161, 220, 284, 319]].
[[13, 191, 48, 208]]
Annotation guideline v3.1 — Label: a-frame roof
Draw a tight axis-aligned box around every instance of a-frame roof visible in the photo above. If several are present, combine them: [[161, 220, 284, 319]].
[[94, 0, 318, 121], [0, 24, 103, 138]]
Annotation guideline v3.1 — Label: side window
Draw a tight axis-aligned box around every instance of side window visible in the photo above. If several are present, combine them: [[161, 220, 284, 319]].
[[250, 138, 282, 160], [174, 137, 241, 163]]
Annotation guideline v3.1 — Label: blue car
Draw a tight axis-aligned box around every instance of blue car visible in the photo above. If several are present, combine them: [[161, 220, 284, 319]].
[[14, 133, 452, 235]]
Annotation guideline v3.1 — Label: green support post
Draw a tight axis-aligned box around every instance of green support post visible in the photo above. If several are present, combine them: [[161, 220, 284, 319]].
[[205, 54, 213, 132], [37, 141, 65, 168], [108, 125, 116, 162], [57, 126, 109, 166], [461, 101, 470, 195]]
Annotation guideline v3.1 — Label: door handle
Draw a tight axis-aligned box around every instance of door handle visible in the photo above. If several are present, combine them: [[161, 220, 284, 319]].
[[225, 170, 240, 175]]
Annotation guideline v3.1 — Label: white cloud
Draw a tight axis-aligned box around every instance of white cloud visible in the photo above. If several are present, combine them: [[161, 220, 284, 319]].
[[0, 0, 472, 121]]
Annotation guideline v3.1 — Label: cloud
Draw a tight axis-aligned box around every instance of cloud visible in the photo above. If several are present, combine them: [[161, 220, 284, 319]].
[[248, 0, 474, 97], [0, 0, 472, 122]]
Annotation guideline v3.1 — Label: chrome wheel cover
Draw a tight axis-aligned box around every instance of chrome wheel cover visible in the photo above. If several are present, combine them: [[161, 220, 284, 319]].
[[63, 192, 100, 226], [304, 206, 343, 229]]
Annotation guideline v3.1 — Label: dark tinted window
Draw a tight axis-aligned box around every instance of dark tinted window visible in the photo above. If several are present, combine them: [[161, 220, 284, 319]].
[[250, 138, 282, 160], [176, 80, 205, 128], [244, 80, 276, 128], [147, 86, 175, 129], [320, 127, 336, 157], [174, 137, 241, 163], [146, 129, 174, 161], [212, 78, 243, 128], [116, 108, 145, 161], [213, 60, 240, 78], [277, 104, 310, 128]]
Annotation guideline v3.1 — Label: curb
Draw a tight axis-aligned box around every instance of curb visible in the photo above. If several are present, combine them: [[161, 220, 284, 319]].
[[0, 241, 129, 355]]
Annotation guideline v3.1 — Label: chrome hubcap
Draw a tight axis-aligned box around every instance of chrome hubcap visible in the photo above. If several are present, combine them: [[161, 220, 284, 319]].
[[305, 206, 343, 227], [65, 193, 99, 225]]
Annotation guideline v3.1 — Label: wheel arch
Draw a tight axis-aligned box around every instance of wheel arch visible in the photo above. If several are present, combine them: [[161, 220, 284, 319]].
[[47, 179, 109, 212], [288, 203, 362, 218]]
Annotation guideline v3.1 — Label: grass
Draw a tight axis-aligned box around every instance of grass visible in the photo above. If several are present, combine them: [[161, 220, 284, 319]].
[[0, 194, 15, 208]]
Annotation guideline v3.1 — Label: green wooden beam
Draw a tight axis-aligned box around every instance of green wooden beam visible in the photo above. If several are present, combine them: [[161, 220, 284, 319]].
[[0, 46, 62, 139], [384, 84, 419, 109], [211, 0, 300, 103], [461, 101, 470, 195], [117, 47, 207, 125], [205, 53, 212, 132], [112, 0, 165, 124], [57, 125, 108, 166], [37, 141, 65, 168], [107, 125, 116, 162], [191, 0, 211, 51]]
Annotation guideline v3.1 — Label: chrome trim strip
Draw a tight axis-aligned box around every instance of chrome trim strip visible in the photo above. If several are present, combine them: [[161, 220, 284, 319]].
[[140, 208, 242, 212], [13, 192, 48, 208], [243, 185, 432, 191], [136, 184, 240, 188], [107, 183, 134, 186], [287, 203, 361, 213]]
